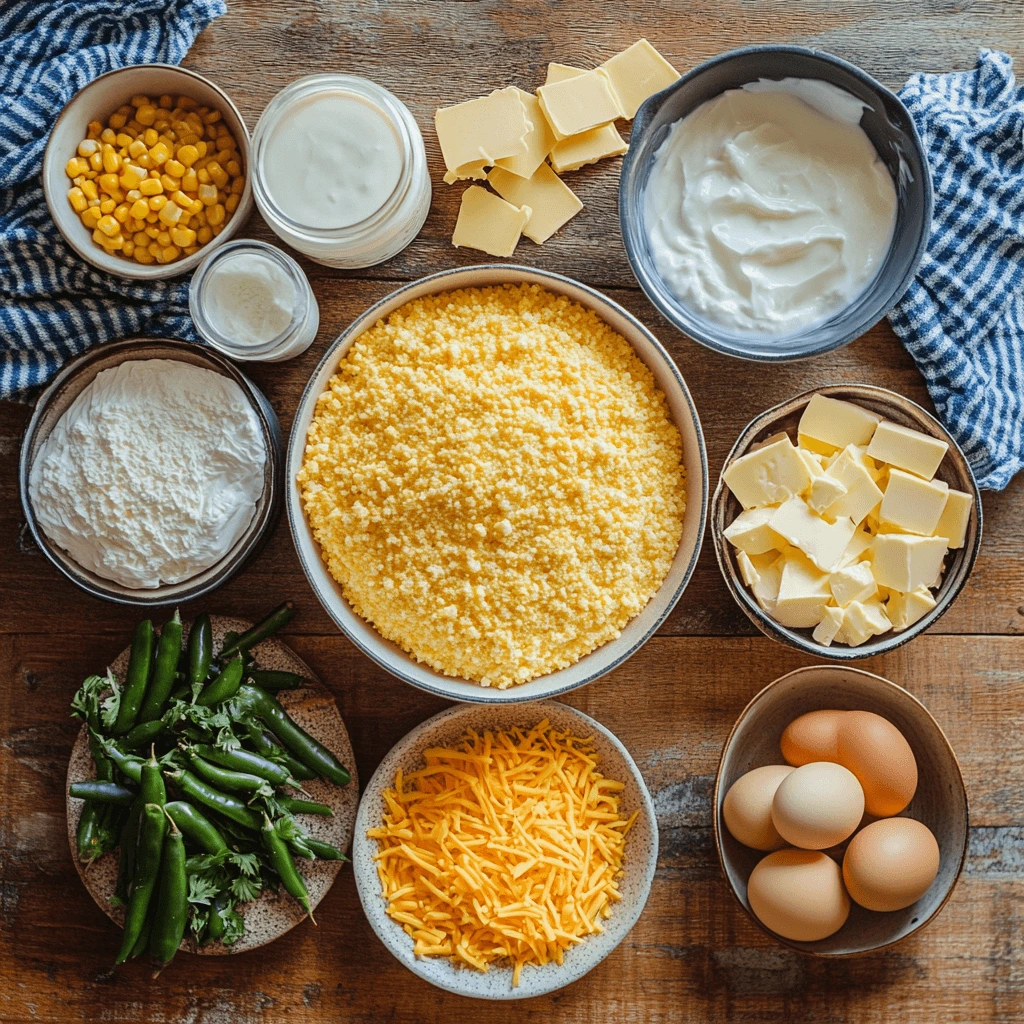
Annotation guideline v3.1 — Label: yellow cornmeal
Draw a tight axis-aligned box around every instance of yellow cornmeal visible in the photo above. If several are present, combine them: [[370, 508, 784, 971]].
[[298, 284, 686, 687]]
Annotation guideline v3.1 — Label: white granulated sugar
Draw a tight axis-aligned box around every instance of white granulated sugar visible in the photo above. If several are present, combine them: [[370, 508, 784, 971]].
[[29, 358, 267, 589]]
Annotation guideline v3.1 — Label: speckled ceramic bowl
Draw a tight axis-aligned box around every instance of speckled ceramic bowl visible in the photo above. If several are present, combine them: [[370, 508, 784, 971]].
[[712, 384, 982, 659], [352, 700, 658, 999], [66, 616, 359, 955], [713, 665, 968, 956]]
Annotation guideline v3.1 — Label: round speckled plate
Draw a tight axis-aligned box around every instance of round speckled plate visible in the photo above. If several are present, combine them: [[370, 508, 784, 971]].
[[66, 616, 359, 955], [352, 700, 658, 1000]]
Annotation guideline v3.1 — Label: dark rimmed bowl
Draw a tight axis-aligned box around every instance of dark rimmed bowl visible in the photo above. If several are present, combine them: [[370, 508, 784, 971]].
[[19, 339, 283, 606], [620, 45, 933, 362], [711, 384, 982, 659], [713, 665, 969, 956]]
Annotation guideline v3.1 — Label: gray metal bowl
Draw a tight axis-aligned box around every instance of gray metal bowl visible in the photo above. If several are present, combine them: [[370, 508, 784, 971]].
[[19, 339, 283, 606], [711, 384, 982, 659], [619, 45, 932, 362]]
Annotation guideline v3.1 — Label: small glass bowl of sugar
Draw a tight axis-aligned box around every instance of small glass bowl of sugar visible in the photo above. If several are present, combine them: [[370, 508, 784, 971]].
[[190, 240, 319, 362]]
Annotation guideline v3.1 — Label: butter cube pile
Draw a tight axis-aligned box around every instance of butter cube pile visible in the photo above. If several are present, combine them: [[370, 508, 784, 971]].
[[435, 39, 679, 257], [723, 394, 974, 647]]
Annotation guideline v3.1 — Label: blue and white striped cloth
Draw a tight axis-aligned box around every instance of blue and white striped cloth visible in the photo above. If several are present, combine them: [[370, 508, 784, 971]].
[[890, 50, 1024, 491], [0, 0, 225, 400]]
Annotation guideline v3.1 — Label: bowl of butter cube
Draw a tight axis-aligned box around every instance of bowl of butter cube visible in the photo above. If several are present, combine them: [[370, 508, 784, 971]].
[[712, 385, 982, 658]]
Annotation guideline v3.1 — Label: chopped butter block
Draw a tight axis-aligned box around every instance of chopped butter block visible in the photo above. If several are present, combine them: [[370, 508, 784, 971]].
[[933, 488, 974, 549], [546, 62, 585, 85], [871, 534, 948, 593], [769, 497, 856, 573], [549, 122, 629, 173], [799, 433, 840, 457], [723, 438, 812, 510], [488, 163, 582, 243], [866, 420, 949, 480], [493, 89, 556, 179], [880, 468, 949, 535], [723, 507, 786, 555], [807, 472, 848, 513], [829, 561, 877, 607], [736, 549, 761, 588], [887, 587, 937, 631], [775, 550, 832, 628], [797, 447, 825, 480], [750, 552, 784, 611], [813, 606, 846, 647], [537, 70, 623, 140], [838, 527, 873, 569], [840, 598, 892, 646], [599, 38, 679, 119], [435, 87, 532, 182], [823, 445, 884, 526], [451, 186, 530, 257], [799, 394, 881, 449]]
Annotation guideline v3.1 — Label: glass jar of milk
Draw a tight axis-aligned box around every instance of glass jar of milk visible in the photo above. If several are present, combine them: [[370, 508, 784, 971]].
[[251, 75, 431, 268], [189, 240, 319, 362]]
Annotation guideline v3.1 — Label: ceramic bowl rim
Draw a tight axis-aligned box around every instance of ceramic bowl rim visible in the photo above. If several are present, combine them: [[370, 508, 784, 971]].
[[711, 664, 969, 957]]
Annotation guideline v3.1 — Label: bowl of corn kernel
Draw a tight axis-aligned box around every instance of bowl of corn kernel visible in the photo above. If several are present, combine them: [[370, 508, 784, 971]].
[[43, 64, 253, 278]]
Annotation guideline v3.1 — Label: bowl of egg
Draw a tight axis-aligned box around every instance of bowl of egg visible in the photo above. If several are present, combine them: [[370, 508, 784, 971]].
[[42, 63, 254, 278], [712, 385, 982, 659], [714, 665, 968, 955], [619, 45, 932, 361]]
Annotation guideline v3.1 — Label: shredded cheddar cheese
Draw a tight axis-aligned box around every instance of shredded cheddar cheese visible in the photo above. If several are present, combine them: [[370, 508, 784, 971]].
[[367, 719, 638, 987]]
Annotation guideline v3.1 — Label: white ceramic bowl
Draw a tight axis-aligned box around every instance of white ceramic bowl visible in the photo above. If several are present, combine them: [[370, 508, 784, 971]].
[[352, 700, 659, 999], [287, 264, 708, 703], [42, 64, 254, 280]]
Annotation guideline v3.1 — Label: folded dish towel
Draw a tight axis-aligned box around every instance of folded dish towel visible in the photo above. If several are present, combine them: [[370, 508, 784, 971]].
[[0, 0, 225, 400], [889, 49, 1024, 491]]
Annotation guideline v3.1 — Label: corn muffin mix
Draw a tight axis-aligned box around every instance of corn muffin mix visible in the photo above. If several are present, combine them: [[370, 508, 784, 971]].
[[298, 284, 686, 687]]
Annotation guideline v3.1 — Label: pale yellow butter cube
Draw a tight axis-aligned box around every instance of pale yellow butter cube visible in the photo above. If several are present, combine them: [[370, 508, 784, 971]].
[[451, 186, 530, 257], [887, 587, 937, 631], [435, 88, 532, 182], [839, 527, 873, 568], [769, 496, 856, 573], [549, 123, 629, 173], [880, 468, 949, 535], [798, 394, 881, 449], [488, 163, 582, 244], [807, 472, 848, 514], [492, 89, 556, 180], [723, 507, 786, 555], [866, 420, 949, 480], [813, 606, 846, 647], [871, 533, 948, 592], [774, 550, 832, 628], [723, 438, 811, 510], [829, 560, 877, 607], [933, 487, 974, 549], [750, 552, 785, 611], [599, 38, 679, 119], [537, 70, 623, 140], [736, 549, 760, 588], [823, 445, 884, 526], [840, 598, 892, 645]]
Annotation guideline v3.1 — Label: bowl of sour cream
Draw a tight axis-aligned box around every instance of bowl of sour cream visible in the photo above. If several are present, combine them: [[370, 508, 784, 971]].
[[620, 45, 932, 361]]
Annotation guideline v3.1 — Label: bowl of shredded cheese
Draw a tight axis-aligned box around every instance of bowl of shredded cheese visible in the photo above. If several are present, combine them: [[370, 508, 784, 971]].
[[288, 265, 707, 702], [352, 700, 658, 998]]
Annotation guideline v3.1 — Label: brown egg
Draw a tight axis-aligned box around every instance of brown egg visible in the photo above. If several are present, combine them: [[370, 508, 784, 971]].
[[780, 710, 845, 766], [836, 711, 918, 816], [771, 762, 865, 850], [723, 765, 794, 851], [747, 849, 851, 942], [843, 818, 940, 911]]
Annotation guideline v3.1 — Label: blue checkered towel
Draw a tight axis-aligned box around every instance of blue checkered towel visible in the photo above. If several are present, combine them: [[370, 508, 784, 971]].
[[890, 50, 1024, 491], [0, 0, 225, 400]]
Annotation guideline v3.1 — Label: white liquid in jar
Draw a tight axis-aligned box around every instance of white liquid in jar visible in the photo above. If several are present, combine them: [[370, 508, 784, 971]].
[[644, 79, 898, 336], [203, 251, 296, 345], [262, 90, 404, 229]]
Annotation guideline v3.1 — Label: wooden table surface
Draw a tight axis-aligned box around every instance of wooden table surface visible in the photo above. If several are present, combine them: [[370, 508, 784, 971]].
[[3, 1, 1023, 1021]]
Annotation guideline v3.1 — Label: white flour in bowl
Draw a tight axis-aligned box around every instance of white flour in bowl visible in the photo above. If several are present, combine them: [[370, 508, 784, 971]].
[[28, 358, 267, 589]]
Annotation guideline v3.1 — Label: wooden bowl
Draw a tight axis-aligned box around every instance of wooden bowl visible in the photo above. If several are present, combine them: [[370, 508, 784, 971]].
[[66, 616, 359, 955], [711, 384, 982, 659], [713, 665, 968, 956]]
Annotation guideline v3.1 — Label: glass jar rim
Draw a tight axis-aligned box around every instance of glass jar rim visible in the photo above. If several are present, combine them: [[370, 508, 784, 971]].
[[250, 74, 417, 243], [189, 239, 311, 358]]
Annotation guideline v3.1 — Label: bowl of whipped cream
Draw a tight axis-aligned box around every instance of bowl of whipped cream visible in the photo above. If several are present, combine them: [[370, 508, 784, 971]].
[[19, 339, 283, 605], [619, 45, 932, 362]]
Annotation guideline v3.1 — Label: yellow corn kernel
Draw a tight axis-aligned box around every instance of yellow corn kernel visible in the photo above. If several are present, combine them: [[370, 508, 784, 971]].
[[136, 153, 153, 170], [77, 139, 100, 158], [176, 144, 199, 167], [108, 112, 126, 130], [181, 168, 199, 192], [122, 239, 135, 257], [136, 105, 158, 126], [119, 164, 146, 189], [130, 199, 150, 220], [81, 180, 99, 201], [65, 157, 85, 178], [87, 120, 103, 136], [148, 194, 168, 211], [126, 188, 142, 201], [139, 177, 163, 196], [211, 223, 224, 237], [88, 151, 103, 172], [158, 202, 182, 226], [182, 245, 200, 256], [72, 175, 86, 187], [225, 193, 240, 214], [145, 211, 159, 224], [113, 203, 130, 224], [207, 162, 228, 188], [203, 108, 222, 125], [128, 138, 148, 159], [148, 142, 170, 166], [196, 167, 211, 185], [67, 187, 88, 212], [116, 132, 135, 148], [157, 94, 173, 110], [215, 148, 233, 166], [231, 176, 245, 195], [155, 120, 171, 134], [80, 207, 102, 228], [176, 95, 197, 109], [189, 199, 203, 216], [171, 226, 196, 247], [194, 140, 207, 158], [126, 120, 143, 135], [154, 228, 170, 244], [177, 212, 192, 228], [164, 158, 185, 178], [130, 94, 151, 108], [196, 225, 213, 244], [125, 219, 143, 235], [133, 246, 155, 264], [92, 228, 122, 250], [100, 127, 116, 143], [169, 190, 190, 208], [133, 231, 150, 246], [144, 224, 160, 238], [97, 172, 118, 194], [206, 202, 225, 226], [159, 245, 181, 263], [160, 173, 181, 192], [225, 159, 241, 177], [101, 145, 121, 173], [98, 197, 116, 215], [142, 128, 158, 147], [198, 183, 218, 206]]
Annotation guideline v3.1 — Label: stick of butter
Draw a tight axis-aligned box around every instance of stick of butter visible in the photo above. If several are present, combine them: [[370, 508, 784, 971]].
[[871, 534, 948, 592], [599, 38, 679, 119], [488, 163, 582, 244], [866, 420, 949, 480], [932, 488, 974, 549], [879, 468, 949, 535], [451, 186, 530, 257], [435, 87, 532, 183], [798, 393, 881, 449], [537, 69, 623, 139], [492, 88, 556, 180]]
